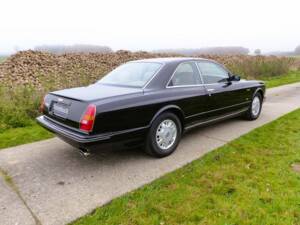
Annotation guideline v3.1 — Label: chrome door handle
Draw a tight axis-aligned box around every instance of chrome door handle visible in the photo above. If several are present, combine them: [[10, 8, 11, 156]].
[[207, 88, 215, 96]]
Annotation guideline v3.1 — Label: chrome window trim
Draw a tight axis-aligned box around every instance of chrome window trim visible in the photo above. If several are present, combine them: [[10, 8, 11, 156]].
[[166, 61, 204, 88], [195, 61, 205, 84], [142, 62, 166, 90], [196, 61, 231, 85], [166, 84, 205, 89], [165, 60, 234, 89], [204, 83, 228, 86]]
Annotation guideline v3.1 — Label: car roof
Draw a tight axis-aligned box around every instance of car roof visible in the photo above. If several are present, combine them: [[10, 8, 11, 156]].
[[130, 57, 212, 64]]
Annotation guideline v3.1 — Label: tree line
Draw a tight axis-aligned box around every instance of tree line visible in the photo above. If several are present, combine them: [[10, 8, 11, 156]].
[[34, 44, 112, 54], [32, 44, 300, 56]]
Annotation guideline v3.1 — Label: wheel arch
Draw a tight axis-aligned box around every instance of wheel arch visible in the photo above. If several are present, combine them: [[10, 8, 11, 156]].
[[150, 105, 185, 129], [253, 87, 264, 99]]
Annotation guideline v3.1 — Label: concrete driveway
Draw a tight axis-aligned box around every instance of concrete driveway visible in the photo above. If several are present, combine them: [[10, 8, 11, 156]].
[[1, 82, 300, 225]]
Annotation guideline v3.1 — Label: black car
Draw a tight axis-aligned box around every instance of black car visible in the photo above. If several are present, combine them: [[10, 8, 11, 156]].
[[37, 57, 265, 157]]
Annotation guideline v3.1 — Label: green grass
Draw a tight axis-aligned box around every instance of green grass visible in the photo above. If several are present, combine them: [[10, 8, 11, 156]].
[[264, 70, 300, 88], [72, 109, 300, 225], [0, 123, 53, 149]]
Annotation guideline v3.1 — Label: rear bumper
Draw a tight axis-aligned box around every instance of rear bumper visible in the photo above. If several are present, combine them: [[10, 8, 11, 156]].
[[36, 115, 148, 151]]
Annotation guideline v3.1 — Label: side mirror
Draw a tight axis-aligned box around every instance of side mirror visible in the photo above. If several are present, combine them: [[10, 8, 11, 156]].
[[228, 75, 241, 82]]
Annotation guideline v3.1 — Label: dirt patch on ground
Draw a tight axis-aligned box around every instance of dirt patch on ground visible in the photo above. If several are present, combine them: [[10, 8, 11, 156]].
[[291, 163, 300, 173]]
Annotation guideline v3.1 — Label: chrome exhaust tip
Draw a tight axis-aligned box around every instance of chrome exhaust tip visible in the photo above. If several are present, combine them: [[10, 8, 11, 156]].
[[78, 148, 91, 157]]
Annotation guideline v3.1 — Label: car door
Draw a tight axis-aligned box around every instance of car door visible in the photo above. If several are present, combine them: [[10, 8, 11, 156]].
[[166, 61, 210, 125], [196, 61, 248, 118]]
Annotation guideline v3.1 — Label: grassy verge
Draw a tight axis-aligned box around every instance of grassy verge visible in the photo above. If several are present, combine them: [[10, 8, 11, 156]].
[[0, 123, 53, 149], [73, 109, 300, 225], [264, 70, 300, 88]]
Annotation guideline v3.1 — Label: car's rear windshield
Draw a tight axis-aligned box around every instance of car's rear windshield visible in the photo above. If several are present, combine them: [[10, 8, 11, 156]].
[[97, 62, 162, 88]]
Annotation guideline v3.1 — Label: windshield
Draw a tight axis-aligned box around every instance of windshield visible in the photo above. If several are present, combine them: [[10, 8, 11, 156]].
[[98, 62, 162, 87]]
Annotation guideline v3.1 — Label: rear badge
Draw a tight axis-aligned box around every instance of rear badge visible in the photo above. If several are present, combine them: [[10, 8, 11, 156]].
[[58, 98, 64, 102]]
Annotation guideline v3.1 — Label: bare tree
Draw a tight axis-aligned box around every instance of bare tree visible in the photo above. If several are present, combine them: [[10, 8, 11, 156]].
[[153, 46, 250, 56], [295, 46, 300, 55], [34, 44, 112, 54], [254, 49, 261, 55]]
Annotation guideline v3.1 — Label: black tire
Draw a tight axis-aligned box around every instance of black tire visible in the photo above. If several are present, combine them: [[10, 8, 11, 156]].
[[244, 92, 263, 120], [145, 112, 182, 158]]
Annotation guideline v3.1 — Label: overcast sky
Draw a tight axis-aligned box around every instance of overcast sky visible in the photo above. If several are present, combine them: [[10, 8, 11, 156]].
[[1, 0, 299, 54]]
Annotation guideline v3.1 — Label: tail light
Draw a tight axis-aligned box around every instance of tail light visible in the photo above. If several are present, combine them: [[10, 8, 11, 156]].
[[39, 95, 46, 113], [80, 104, 96, 132]]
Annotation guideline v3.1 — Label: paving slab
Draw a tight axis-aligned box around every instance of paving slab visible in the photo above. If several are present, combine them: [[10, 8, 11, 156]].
[[0, 175, 35, 225], [0, 82, 299, 225]]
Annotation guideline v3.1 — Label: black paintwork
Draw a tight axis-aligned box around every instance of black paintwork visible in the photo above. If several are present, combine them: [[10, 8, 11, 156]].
[[37, 57, 265, 152]]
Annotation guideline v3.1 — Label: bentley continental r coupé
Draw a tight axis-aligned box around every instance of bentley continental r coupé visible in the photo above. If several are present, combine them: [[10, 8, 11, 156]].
[[37, 58, 265, 157]]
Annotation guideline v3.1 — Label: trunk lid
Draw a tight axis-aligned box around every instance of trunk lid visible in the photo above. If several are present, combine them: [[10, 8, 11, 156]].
[[50, 83, 143, 101], [43, 84, 143, 132]]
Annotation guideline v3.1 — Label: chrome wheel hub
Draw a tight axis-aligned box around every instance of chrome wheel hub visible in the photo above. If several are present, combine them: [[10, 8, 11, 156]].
[[252, 96, 261, 116], [156, 119, 177, 150]]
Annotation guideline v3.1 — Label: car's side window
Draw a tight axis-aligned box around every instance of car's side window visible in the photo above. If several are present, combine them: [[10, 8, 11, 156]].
[[168, 62, 202, 87], [197, 61, 229, 84]]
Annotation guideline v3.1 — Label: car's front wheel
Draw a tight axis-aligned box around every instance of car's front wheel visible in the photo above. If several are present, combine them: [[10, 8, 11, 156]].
[[145, 112, 182, 158], [244, 92, 263, 120]]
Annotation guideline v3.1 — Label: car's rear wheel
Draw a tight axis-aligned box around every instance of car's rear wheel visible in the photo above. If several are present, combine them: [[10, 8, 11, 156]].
[[145, 112, 182, 158], [244, 92, 263, 120]]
